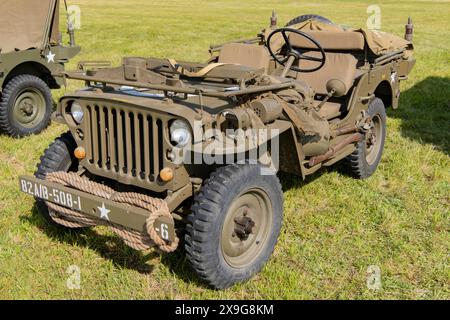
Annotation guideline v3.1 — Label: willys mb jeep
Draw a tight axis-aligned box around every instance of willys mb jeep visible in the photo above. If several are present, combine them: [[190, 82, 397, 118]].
[[20, 13, 415, 289], [0, 0, 80, 137]]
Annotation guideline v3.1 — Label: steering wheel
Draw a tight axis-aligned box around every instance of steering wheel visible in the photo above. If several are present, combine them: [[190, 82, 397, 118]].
[[267, 28, 326, 73]]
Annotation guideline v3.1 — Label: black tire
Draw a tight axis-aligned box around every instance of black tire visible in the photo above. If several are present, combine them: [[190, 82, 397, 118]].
[[185, 164, 284, 289], [345, 98, 387, 179], [0, 74, 52, 137], [35, 132, 78, 225], [286, 14, 333, 27]]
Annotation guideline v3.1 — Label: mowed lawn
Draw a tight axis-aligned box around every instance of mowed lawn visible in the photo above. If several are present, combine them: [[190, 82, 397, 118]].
[[0, 0, 449, 299]]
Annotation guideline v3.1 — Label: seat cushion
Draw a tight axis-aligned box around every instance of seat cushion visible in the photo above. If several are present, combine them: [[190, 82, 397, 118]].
[[289, 30, 365, 51], [296, 52, 358, 95], [218, 43, 271, 72]]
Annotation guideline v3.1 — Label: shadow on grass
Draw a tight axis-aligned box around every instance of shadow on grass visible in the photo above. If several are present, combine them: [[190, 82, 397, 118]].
[[389, 76, 450, 155], [21, 204, 204, 287], [278, 169, 327, 191]]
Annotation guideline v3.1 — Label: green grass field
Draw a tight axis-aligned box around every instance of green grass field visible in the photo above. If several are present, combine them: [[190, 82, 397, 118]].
[[0, 0, 449, 299]]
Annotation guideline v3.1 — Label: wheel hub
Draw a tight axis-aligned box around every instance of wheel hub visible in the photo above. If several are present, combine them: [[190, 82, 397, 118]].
[[221, 188, 272, 268], [13, 88, 46, 127], [234, 212, 255, 241], [366, 131, 377, 149], [364, 114, 382, 165], [20, 101, 34, 115]]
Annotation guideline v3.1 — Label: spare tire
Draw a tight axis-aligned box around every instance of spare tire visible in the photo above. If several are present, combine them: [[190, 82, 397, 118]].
[[286, 14, 333, 27]]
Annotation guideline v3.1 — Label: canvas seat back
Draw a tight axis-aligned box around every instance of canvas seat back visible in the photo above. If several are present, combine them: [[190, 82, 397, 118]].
[[218, 43, 271, 72], [289, 30, 364, 96], [289, 30, 365, 51]]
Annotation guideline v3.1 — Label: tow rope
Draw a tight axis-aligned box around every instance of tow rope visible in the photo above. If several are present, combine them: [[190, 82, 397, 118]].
[[44, 172, 179, 253]]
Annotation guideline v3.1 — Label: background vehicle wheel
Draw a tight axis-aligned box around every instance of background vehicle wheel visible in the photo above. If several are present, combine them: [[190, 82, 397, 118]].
[[35, 132, 78, 226], [345, 98, 387, 179], [0, 75, 52, 137], [185, 164, 283, 289], [286, 14, 333, 26]]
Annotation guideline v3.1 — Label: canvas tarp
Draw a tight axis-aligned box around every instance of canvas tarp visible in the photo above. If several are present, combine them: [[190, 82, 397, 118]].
[[0, 0, 59, 54], [265, 19, 413, 56]]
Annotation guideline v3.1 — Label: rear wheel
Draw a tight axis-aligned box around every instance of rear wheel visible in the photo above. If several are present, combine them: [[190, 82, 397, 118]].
[[185, 164, 283, 289], [0, 75, 52, 137], [345, 98, 387, 179], [35, 132, 78, 226], [286, 14, 333, 27]]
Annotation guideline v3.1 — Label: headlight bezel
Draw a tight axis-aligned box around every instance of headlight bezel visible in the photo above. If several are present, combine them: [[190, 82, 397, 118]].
[[70, 101, 84, 124], [169, 119, 192, 148]]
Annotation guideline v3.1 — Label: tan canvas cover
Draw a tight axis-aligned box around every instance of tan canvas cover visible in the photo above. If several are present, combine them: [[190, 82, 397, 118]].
[[265, 19, 413, 56], [0, 0, 58, 54], [50, 0, 60, 45], [219, 43, 271, 72]]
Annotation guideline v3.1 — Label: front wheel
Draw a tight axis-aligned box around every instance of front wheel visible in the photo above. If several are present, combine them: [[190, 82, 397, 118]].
[[185, 164, 283, 289], [35, 132, 78, 226], [0, 75, 52, 137], [345, 98, 387, 179]]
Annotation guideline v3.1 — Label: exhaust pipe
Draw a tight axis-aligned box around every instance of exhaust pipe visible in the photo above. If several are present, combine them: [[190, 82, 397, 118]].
[[64, 0, 76, 46], [308, 133, 363, 167]]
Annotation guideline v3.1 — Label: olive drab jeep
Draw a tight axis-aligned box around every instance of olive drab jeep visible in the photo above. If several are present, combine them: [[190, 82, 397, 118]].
[[0, 0, 80, 137], [20, 13, 415, 289]]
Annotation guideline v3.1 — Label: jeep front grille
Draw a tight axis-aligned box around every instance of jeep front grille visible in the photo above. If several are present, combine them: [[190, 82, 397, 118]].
[[84, 104, 165, 184]]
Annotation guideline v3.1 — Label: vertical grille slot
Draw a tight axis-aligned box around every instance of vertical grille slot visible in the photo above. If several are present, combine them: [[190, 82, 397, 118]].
[[143, 116, 151, 180], [117, 110, 125, 173], [91, 105, 100, 166], [99, 106, 108, 169], [152, 117, 160, 177], [157, 119, 164, 176], [108, 108, 118, 172], [137, 114, 146, 179], [125, 111, 132, 175], [85, 105, 93, 163]]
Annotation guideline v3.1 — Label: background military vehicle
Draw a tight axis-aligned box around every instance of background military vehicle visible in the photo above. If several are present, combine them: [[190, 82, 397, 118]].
[[20, 13, 415, 289], [0, 0, 80, 137]]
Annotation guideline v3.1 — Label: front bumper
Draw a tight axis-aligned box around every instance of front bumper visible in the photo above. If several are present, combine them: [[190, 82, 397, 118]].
[[19, 175, 176, 243]]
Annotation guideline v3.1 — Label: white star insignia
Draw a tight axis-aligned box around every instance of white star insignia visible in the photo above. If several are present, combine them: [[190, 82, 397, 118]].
[[97, 203, 110, 221], [46, 51, 56, 63]]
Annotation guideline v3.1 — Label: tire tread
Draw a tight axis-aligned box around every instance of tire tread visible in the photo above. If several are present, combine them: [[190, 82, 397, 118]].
[[185, 164, 283, 289]]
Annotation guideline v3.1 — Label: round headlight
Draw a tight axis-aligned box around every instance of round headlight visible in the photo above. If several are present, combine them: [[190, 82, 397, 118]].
[[170, 119, 192, 148], [70, 102, 84, 124]]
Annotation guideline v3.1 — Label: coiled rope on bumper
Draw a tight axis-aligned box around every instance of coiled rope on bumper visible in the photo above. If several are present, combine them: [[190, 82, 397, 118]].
[[44, 172, 179, 253]]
